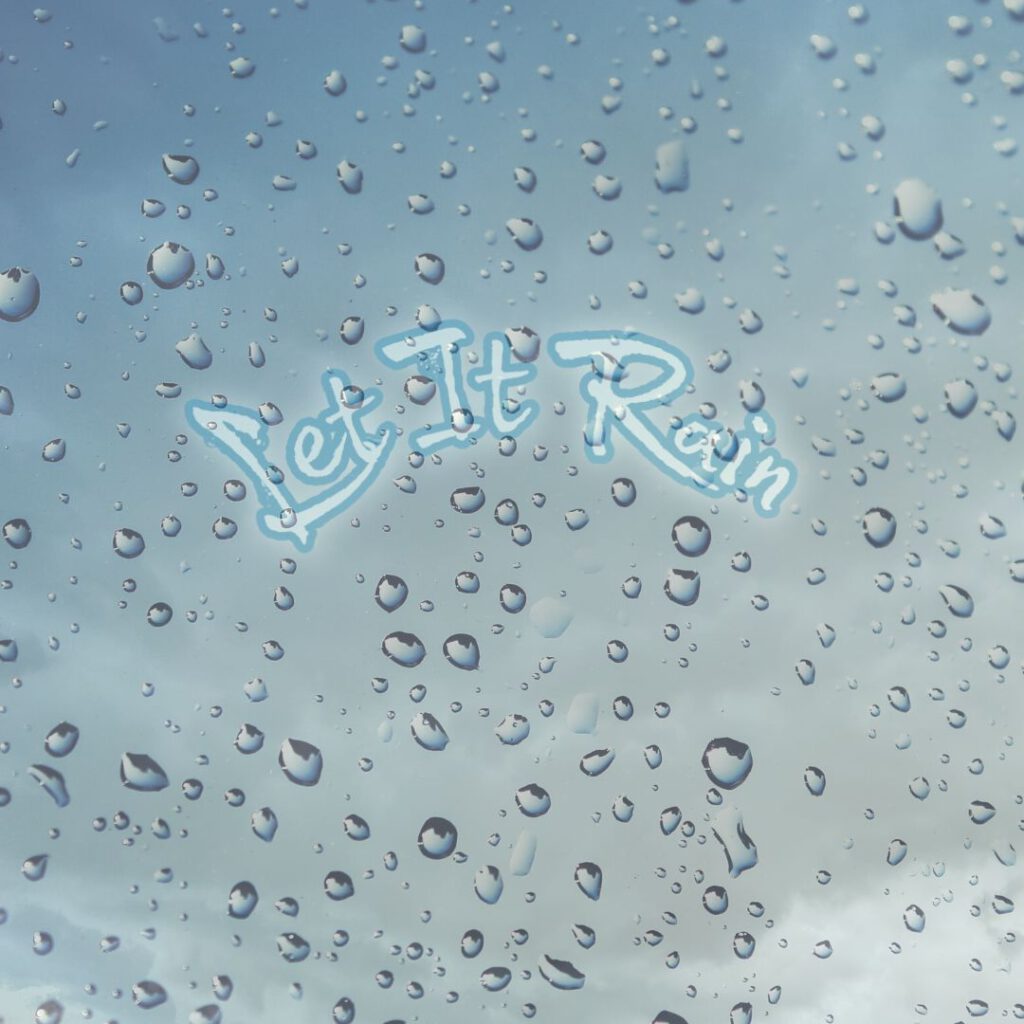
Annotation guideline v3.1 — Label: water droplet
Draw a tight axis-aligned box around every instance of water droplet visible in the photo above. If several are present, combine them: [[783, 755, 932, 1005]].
[[443, 633, 479, 670], [417, 816, 457, 858], [903, 904, 926, 932], [506, 217, 543, 251], [41, 438, 66, 462], [147, 242, 194, 289], [251, 807, 278, 841], [664, 569, 700, 606], [451, 486, 486, 513], [324, 870, 355, 900], [44, 721, 79, 757], [574, 861, 602, 900], [0, 267, 40, 322], [22, 854, 49, 881], [931, 287, 991, 335], [671, 515, 711, 556], [278, 738, 323, 785], [2, 518, 31, 549], [702, 738, 753, 789], [382, 631, 426, 667], [414, 252, 445, 285], [410, 712, 449, 751], [28, 764, 69, 807], [495, 713, 530, 745], [474, 864, 504, 904], [655, 138, 689, 193], [968, 800, 996, 824], [162, 153, 199, 184], [120, 752, 169, 791], [893, 178, 942, 239], [147, 602, 172, 626], [515, 783, 551, 817], [703, 885, 729, 914], [862, 507, 896, 548], [227, 880, 259, 918], [539, 954, 586, 990], [176, 333, 212, 370], [939, 584, 974, 618], [131, 981, 168, 1009], [374, 574, 408, 612]]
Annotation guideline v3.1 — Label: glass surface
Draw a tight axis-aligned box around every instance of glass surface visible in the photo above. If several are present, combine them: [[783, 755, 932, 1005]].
[[2, 1, 1022, 1021]]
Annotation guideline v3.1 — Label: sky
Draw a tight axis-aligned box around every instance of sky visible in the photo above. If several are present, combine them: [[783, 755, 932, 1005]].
[[2, 0, 1024, 1021]]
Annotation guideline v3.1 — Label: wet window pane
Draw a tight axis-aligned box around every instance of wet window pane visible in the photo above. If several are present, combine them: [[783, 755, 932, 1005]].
[[3, 2, 1022, 1021]]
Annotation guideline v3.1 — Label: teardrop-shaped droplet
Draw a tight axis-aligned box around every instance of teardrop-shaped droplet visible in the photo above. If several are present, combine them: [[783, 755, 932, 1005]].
[[162, 153, 200, 184], [574, 861, 602, 900], [120, 752, 169, 792], [474, 864, 504, 904], [278, 738, 323, 786], [410, 712, 449, 751], [939, 583, 974, 618]]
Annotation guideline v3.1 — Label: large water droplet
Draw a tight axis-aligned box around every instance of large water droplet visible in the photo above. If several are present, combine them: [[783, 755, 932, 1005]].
[[655, 138, 689, 193], [120, 752, 169, 792], [903, 904, 926, 932], [539, 954, 586, 990], [147, 242, 195, 289], [227, 881, 259, 918], [703, 884, 729, 914], [162, 153, 200, 184], [474, 864, 504, 904], [278, 738, 323, 785], [515, 783, 551, 817], [713, 805, 758, 877], [574, 861, 602, 900], [939, 584, 974, 618], [506, 217, 543, 251], [44, 721, 79, 757], [702, 738, 753, 789], [2, 518, 31, 549], [374, 574, 408, 612], [28, 764, 69, 807], [324, 870, 355, 900], [0, 267, 41, 322], [382, 631, 426, 667], [443, 633, 479, 669], [862, 507, 896, 548], [131, 982, 168, 1009], [113, 528, 146, 558], [417, 816, 457, 858], [931, 288, 991, 335], [251, 806, 279, 842], [671, 515, 711, 556], [664, 569, 700, 605], [410, 712, 449, 751], [893, 178, 943, 239]]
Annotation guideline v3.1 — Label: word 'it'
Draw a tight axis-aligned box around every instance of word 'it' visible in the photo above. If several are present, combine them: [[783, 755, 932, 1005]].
[[185, 321, 797, 551]]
